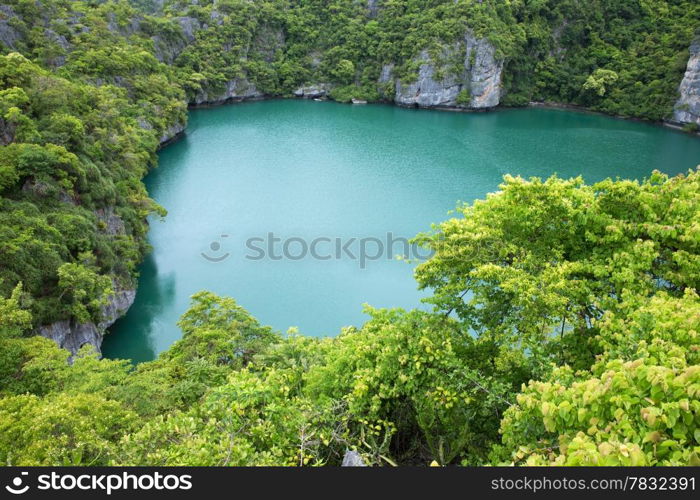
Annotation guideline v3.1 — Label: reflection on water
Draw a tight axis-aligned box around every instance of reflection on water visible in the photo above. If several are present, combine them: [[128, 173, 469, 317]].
[[101, 254, 176, 362]]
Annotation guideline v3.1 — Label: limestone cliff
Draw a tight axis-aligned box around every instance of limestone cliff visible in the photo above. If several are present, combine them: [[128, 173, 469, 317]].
[[192, 77, 264, 105], [0, 6, 20, 50], [673, 40, 700, 127], [38, 286, 136, 358], [293, 83, 332, 98], [393, 32, 503, 109]]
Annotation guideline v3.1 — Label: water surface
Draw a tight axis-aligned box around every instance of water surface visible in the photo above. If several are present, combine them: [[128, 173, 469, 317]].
[[102, 101, 700, 362]]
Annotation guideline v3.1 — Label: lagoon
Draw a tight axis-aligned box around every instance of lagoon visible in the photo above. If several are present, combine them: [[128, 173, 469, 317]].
[[102, 100, 700, 362]]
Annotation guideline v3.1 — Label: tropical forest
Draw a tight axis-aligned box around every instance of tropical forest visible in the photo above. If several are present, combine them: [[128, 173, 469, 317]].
[[0, 0, 699, 468]]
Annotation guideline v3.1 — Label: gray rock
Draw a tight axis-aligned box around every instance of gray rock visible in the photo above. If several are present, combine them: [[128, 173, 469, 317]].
[[210, 10, 225, 26], [394, 31, 503, 110], [395, 49, 462, 108], [309, 51, 323, 69], [38, 286, 136, 358], [43, 29, 71, 67], [367, 0, 380, 18], [341, 450, 366, 467], [95, 206, 125, 236], [673, 40, 700, 126], [152, 16, 201, 63], [0, 116, 15, 145], [159, 121, 186, 145], [0, 5, 20, 50], [379, 64, 394, 84], [252, 27, 286, 63], [98, 287, 137, 331], [176, 16, 202, 43], [39, 320, 102, 358], [293, 84, 331, 98], [465, 33, 503, 108], [152, 34, 187, 64], [192, 78, 263, 105], [377, 64, 395, 99], [137, 115, 185, 145], [106, 13, 142, 37]]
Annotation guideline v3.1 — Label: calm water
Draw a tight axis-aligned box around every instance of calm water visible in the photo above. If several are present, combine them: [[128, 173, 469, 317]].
[[102, 100, 700, 362]]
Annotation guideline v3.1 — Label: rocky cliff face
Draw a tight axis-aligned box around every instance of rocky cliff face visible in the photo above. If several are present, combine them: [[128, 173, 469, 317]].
[[367, 0, 380, 18], [293, 83, 332, 98], [393, 32, 503, 109], [159, 121, 186, 145], [673, 41, 700, 127], [38, 286, 136, 358], [38, 204, 139, 357], [192, 77, 264, 105], [0, 6, 20, 50]]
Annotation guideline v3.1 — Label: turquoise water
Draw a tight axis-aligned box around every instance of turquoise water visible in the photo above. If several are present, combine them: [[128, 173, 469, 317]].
[[102, 100, 700, 362]]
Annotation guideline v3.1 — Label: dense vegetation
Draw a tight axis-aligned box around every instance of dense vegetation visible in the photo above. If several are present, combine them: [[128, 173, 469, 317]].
[[1, 0, 698, 327], [1, 171, 699, 466], [0, 0, 698, 466]]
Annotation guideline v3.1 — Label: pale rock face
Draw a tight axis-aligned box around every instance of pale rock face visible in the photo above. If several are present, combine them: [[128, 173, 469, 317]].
[[465, 34, 503, 108], [39, 320, 102, 358], [0, 116, 15, 145], [394, 32, 503, 109], [95, 207, 125, 236], [159, 121, 186, 145], [367, 0, 380, 18], [395, 50, 462, 107], [377, 64, 395, 99], [379, 64, 394, 84], [176, 16, 202, 42], [152, 16, 203, 63], [673, 41, 700, 126], [293, 83, 331, 98], [43, 29, 70, 67], [21, 178, 77, 205], [0, 6, 20, 50], [39, 287, 136, 358], [193, 78, 263, 105]]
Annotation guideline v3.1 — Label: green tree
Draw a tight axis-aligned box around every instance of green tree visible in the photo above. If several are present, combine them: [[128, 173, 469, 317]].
[[57, 256, 113, 324], [583, 69, 619, 97]]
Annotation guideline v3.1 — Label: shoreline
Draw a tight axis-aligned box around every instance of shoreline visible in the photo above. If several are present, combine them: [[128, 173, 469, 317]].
[[178, 93, 700, 137]]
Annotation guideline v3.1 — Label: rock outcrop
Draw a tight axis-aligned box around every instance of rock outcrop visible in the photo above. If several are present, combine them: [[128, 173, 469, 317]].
[[43, 28, 70, 67], [38, 286, 136, 358], [151, 17, 197, 64], [673, 40, 700, 127], [0, 6, 20, 50], [192, 77, 264, 105], [159, 121, 186, 145], [0, 116, 15, 145], [95, 207, 126, 235], [293, 83, 331, 98], [393, 32, 503, 109], [367, 0, 380, 18]]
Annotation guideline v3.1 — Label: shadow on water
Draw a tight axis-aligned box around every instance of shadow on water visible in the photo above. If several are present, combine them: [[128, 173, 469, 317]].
[[102, 254, 176, 362]]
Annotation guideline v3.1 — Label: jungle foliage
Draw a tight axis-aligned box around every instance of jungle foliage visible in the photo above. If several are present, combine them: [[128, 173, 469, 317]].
[[0, 0, 698, 466], [1, 171, 698, 466], [0, 0, 697, 324]]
